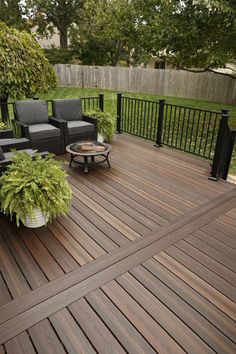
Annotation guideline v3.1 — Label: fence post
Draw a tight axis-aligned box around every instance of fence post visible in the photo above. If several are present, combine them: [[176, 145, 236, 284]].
[[99, 93, 104, 112], [116, 93, 122, 133], [155, 99, 165, 146], [209, 109, 229, 181]]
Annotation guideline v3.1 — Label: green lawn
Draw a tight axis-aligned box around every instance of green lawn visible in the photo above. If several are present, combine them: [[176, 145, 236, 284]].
[[39, 87, 236, 175], [40, 87, 236, 126]]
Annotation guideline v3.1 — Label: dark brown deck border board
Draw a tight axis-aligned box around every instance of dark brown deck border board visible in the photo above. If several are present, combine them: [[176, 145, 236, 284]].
[[0, 190, 235, 344]]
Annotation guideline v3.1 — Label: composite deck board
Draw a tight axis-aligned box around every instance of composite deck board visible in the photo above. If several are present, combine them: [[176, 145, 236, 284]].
[[64, 164, 161, 230], [142, 258, 236, 343], [192, 229, 236, 260], [28, 319, 67, 354], [0, 273, 11, 306], [0, 190, 235, 344], [0, 134, 235, 353]]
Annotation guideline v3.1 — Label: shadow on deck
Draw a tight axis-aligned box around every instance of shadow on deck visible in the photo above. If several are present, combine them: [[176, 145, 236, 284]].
[[0, 134, 235, 353]]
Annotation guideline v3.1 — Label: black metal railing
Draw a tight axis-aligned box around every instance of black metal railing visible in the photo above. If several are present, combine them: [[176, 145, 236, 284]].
[[117, 93, 235, 180], [162, 103, 221, 160], [118, 94, 159, 141], [0, 93, 104, 123]]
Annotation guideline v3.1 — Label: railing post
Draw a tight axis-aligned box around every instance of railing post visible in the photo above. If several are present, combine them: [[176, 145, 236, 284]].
[[221, 128, 236, 180], [116, 93, 122, 134], [99, 93, 104, 112], [209, 109, 229, 181], [0, 98, 9, 122], [155, 99, 165, 146]]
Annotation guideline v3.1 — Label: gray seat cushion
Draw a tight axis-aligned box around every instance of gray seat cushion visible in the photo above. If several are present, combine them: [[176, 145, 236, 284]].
[[67, 121, 95, 136], [14, 100, 49, 125], [29, 124, 61, 141], [52, 99, 83, 121]]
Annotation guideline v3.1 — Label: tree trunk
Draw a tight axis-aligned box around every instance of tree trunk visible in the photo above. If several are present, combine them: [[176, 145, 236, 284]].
[[0, 95, 9, 122], [59, 28, 68, 48]]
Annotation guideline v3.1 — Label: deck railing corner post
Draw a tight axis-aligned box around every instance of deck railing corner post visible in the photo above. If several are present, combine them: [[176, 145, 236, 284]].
[[99, 93, 104, 112], [209, 109, 229, 181], [155, 99, 165, 147], [116, 92, 122, 134]]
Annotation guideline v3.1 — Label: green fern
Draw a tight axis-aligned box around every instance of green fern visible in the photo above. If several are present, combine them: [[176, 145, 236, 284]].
[[0, 151, 72, 226], [87, 110, 115, 143]]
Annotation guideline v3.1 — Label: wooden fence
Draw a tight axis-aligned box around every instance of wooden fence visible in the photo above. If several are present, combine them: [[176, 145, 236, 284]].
[[54, 64, 236, 104]]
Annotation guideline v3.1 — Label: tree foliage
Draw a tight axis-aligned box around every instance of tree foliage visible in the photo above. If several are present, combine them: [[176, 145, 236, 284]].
[[134, 0, 236, 70], [26, 0, 85, 48], [0, 22, 57, 102], [0, 0, 28, 30], [71, 0, 145, 66]]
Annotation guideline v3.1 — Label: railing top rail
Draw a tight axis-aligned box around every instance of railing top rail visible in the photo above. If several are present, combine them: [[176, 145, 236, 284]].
[[121, 96, 160, 105], [0, 96, 100, 105], [121, 95, 222, 115], [162, 102, 222, 115]]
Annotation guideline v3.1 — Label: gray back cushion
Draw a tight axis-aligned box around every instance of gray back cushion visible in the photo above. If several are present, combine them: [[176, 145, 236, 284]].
[[52, 99, 83, 121], [14, 100, 49, 125]]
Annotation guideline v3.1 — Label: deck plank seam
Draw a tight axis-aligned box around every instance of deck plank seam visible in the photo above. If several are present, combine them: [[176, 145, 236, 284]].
[[124, 269, 226, 353], [136, 262, 236, 347], [174, 240, 236, 285], [164, 245, 236, 303]]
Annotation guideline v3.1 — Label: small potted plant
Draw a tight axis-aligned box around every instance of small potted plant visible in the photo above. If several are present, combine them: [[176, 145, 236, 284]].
[[86, 110, 115, 143], [0, 151, 72, 228]]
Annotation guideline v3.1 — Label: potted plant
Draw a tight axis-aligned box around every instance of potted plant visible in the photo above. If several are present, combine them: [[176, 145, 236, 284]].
[[0, 151, 72, 228], [87, 110, 115, 143]]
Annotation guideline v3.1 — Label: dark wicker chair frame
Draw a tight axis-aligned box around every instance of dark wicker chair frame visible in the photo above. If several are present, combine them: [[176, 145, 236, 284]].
[[13, 100, 65, 155], [52, 99, 97, 146]]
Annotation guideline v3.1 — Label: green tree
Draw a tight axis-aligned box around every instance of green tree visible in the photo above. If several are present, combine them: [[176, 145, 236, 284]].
[[0, 0, 28, 30], [0, 22, 57, 120], [71, 0, 143, 66], [26, 0, 85, 48], [134, 0, 236, 72]]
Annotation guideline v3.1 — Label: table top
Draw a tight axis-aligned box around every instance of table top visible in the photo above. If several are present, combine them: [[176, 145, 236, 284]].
[[66, 141, 112, 156]]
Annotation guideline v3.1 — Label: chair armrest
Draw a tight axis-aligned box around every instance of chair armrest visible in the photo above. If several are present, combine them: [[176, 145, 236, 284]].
[[0, 138, 31, 152], [49, 116, 67, 130], [12, 119, 30, 139], [83, 115, 97, 128]]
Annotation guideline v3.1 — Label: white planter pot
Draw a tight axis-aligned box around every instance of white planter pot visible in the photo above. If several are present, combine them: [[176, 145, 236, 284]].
[[97, 133, 105, 143], [24, 208, 48, 228]]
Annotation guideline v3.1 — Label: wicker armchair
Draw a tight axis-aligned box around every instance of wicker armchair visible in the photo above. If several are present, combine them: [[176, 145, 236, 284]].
[[13, 100, 65, 155], [52, 99, 97, 146]]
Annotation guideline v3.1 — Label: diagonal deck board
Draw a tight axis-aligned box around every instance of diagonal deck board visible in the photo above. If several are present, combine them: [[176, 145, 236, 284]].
[[0, 134, 235, 353]]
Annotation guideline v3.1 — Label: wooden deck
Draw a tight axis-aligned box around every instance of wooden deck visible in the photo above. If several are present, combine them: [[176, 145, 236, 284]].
[[0, 133, 235, 354]]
